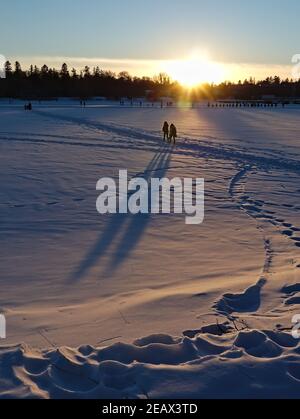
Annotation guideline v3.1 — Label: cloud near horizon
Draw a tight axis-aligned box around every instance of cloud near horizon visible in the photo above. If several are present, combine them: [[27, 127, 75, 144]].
[[8, 56, 296, 82]]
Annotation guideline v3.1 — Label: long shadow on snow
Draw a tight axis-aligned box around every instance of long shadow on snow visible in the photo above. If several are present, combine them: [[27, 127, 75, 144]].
[[70, 143, 173, 281], [104, 145, 173, 275]]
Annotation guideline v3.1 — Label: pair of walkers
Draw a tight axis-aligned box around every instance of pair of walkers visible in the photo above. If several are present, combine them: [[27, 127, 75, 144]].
[[162, 121, 177, 144]]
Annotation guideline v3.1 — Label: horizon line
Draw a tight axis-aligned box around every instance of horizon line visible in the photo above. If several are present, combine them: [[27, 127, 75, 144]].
[[5, 55, 295, 82]]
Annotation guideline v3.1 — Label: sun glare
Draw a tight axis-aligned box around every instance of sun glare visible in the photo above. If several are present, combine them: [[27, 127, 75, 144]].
[[164, 53, 224, 87]]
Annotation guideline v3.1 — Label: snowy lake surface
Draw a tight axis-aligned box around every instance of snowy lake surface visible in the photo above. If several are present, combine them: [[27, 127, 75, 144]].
[[1, 101, 300, 398]]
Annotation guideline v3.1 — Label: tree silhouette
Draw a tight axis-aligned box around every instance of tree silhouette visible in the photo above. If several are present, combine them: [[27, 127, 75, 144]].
[[0, 60, 300, 101], [4, 61, 12, 78], [60, 63, 69, 79]]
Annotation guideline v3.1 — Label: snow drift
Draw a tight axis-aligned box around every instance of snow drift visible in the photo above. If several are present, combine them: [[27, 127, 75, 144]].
[[1, 328, 300, 399]]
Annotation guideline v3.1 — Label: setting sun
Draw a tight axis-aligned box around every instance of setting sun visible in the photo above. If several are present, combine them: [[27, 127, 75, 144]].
[[164, 54, 225, 87]]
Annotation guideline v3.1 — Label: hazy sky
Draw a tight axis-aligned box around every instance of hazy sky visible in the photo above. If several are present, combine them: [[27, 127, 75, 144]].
[[1, 0, 299, 80]]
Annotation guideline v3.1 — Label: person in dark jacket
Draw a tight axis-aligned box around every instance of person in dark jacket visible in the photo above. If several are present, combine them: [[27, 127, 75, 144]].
[[169, 123, 177, 144], [162, 121, 169, 141]]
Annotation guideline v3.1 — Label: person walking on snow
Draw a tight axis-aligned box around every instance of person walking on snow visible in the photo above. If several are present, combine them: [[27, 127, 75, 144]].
[[169, 123, 177, 144], [162, 121, 169, 141]]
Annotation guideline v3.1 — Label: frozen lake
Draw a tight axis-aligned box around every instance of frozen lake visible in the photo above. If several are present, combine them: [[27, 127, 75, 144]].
[[1, 102, 300, 398]]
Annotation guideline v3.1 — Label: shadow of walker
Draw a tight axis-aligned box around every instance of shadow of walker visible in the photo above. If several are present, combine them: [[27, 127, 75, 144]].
[[70, 143, 173, 282]]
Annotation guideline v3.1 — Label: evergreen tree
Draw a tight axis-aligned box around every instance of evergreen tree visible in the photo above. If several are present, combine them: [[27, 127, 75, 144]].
[[60, 63, 69, 78], [71, 68, 78, 78], [83, 66, 91, 78], [4, 61, 12, 78], [15, 61, 22, 74]]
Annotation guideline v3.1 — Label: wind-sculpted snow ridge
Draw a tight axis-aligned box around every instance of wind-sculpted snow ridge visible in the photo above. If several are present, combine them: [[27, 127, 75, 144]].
[[1, 329, 300, 399]]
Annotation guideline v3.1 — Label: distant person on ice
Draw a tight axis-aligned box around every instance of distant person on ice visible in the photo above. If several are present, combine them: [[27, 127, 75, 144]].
[[24, 102, 32, 111], [162, 121, 169, 141], [169, 123, 177, 144]]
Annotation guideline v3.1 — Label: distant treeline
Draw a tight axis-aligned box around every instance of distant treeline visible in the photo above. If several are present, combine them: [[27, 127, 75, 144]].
[[1, 61, 300, 101]]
